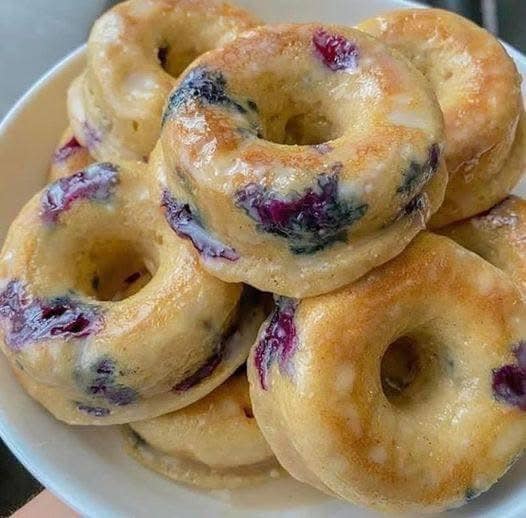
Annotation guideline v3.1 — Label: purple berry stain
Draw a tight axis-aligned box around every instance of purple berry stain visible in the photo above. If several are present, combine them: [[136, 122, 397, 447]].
[[173, 349, 223, 392], [161, 190, 239, 261], [76, 404, 110, 417], [235, 171, 368, 254], [254, 297, 298, 390], [78, 357, 137, 407], [492, 341, 526, 410], [0, 280, 103, 351], [313, 28, 359, 71], [172, 320, 243, 392], [53, 136, 84, 163], [162, 66, 245, 125], [41, 163, 119, 224], [397, 144, 440, 198]]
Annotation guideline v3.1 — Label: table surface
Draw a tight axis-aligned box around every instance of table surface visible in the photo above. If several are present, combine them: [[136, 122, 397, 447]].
[[0, 0, 524, 515]]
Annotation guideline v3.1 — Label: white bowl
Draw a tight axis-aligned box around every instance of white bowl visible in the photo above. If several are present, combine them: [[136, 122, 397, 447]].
[[0, 1, 525, 516]]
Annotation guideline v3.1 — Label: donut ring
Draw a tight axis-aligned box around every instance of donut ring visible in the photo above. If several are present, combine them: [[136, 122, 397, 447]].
[[247, 233, 526, 512], [441, 195, 526, 299], [159, 23, 447, 298], [68, 0, 258, 161], [358, 8, 524, 227], [123, 368, 282, 488], [0, 161, 265, 425], [49, 127, 93, 181]]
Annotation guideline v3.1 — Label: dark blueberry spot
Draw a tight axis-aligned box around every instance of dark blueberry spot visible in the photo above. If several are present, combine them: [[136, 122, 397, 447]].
[[172, 322, 240, 392], [41, 162, 119, 224], [82, 122, 102, 149], [80, 357, 138, 407], [492, 341, 526, 410], [0, 280, 103, 351], [162, 66, 245, 125], [397, 144, 440, 198], [401, 193, 427, 217], [311, 143, 333, 155], [157, 46, 169, 69], [235, 171, 368, 254], [243, 406, 254, 419], [247, 100, 259, 112], [124, 272, 141, 284], [312, 28, 359, 71], [130, 429, 146, 447], [515, 340, 526, 369], [161, 190, 239, 261], [465, 488, 479, 501], [254, 297, 298, 390], [76, 403, 110, 417], [172, 350, 223, 392], [53, 136, 83, 163]]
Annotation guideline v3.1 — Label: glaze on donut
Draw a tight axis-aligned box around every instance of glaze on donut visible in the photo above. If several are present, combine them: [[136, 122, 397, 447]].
[[68, 0, 258, 161], [359, 9, 525, 227], [49, 127, 93, 181], [159, 23, 447, 297], [248, 233, 526, 512], [441, 195, 526, 299], [123, 369, 282, 488], [0, 161, 265, 425]]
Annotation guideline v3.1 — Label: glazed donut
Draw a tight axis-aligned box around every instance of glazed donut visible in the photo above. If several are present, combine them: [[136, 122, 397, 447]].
[[358, 8, 525, 227], [247, 233, 526, 512], [68, 0, 258, 161], [441, 195, 526, 299], [49, 127, 93, 181], [123, 368, 282, 488], [158, 23, 447, 298], [0, 160, 265, 425]]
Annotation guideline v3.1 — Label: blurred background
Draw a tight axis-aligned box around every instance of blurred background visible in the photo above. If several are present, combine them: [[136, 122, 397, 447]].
[[0, 0, 524, 514]]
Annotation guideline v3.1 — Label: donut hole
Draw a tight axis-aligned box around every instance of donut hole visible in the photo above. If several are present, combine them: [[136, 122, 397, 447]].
[[260, 98, 344, 146], [282, 112, 339, 146], [380, 334, 447, 407], [237, 67, 354, 146], [74, 239, 157, 301], [381, 336, 421, 401], [157, 44, 202, 78]]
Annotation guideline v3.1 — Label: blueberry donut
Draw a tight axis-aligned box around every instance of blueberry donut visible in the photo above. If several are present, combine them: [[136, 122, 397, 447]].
[[359, 9, 525, 227], [49, 127, 93, 181], [123, 368, 282, 488], [159, 24, 447, 297], [0, 161, 265, 425], [441, 196, 526, 299], [68, 0, 258, 161], [248, 233, 526, 512]]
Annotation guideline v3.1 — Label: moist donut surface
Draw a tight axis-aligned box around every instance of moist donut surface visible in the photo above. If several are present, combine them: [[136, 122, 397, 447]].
[[0, 161, 265, 424], [68, 0, 259, 162], [124, 369, 282, 488], [159, 23, 447, 297], [248, 233, 526, 512], [359, 8, 525, 226], [441, 195, 526, 299]]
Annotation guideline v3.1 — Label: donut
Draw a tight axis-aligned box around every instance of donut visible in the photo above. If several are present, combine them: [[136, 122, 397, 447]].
[[0, 160, 265, 425], [123, 368, 282, 488], [49, 127, 93, 181], [247, 233, 526, 512], [158, 23, 447, 298], [68, 0, 258, 161], [358, 8, 525, 227], [441, 195, 526, 299]]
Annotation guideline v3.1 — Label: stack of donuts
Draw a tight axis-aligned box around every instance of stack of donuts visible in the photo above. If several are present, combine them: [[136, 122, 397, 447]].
[[1, 0, 525, 512]]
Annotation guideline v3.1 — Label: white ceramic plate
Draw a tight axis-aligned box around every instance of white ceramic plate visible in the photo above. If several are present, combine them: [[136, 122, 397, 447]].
[[0, 1, 525, 516]]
